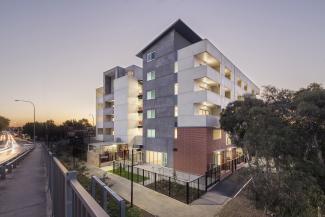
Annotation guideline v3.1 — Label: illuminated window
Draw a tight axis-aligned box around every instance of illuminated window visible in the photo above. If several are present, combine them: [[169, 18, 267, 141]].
[[237, 79, 242, 87], [147, 51, 156, 62], [147, 129, 156, 138], [199, 106, 210, 115], [225, 90, 231, 99], [174, 83, 178, 95], [174, 106, 178, 117], [174, 128, 177, 139], [226, 133, 232, 145], [147, 109, 155, 119], [213, 129, 222, 140], [225, 68, 232, 80], [147, 90, 155, 100], [174, 62, 178, 73], [147, 71, 155, 81]]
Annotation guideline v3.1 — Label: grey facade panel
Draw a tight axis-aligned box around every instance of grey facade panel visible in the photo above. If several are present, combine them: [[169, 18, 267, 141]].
[[141, 29, 199, 167]]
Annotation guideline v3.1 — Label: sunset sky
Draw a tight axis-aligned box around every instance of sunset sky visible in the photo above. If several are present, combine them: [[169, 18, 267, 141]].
[[0, 0, 324, 127]]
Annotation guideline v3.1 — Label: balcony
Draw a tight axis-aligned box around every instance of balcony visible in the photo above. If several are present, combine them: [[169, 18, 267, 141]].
[[103, 121, 114, 128], [178, 115, 220, 128], [104, 93, 114, 102], [103, 135, 114, 142], [192, 90, 222, 106], [137, 120, 143, 128], [103, 107, 114, 115], [134, 136, 143, 146], [137, 106, 143, 113]]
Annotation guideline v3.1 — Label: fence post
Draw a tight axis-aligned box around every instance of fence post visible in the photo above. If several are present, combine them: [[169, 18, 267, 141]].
[[113, 161, 115, 173], [205, 172, 208, 192], [197, 178, 200, 198], [186, 182, 189, 204], [91, 176, 96, 197], [102, 187, 107, 211], [65, 171, 77, 217], [120, 199, 126, 217], [119, 162, 122, 176], [168, 177, 171, 196], [127, 165, 130, 179], [137, 168, 139, 183], [154, 173, 157, 190], [142, 169, 145, 186], [0, 165, 6, 180]]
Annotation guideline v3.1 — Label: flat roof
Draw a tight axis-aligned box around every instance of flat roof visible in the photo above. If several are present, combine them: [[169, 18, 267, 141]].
[[136, 19, 202, 58]]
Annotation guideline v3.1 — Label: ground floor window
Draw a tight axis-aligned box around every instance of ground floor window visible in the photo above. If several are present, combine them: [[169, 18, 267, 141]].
[[145, 151, 167, 166]]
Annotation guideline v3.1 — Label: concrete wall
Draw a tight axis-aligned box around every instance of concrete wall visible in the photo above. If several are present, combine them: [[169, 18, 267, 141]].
[[114, 74, 142, 147], [141, 30, 192, 167]]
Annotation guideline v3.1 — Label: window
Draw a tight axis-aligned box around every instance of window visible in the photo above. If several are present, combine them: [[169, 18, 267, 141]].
[[147, 90, 155, 100], [199, 106, 210, 115], [225, 68, 232, 80], [244, 84, 248, 91], [225, 90, 231, 99], [252, 89, 255, 95], [147, 71, 155, 81], [147, 129, 156, 138], [226, 133, 232, 145], [213, 129, 222, 140], [174, 128, 178, 139], [174, 83, 178, 95], [97, 128, 103, 135], [174, 62, 178, 73], [147, 109, 155, 119], [174, 106, 178, 117], [237, 79, 242, 87], [147, 51, 156, 62]]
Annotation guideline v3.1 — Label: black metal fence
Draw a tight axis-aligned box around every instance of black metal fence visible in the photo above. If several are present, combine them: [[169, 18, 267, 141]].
[[112, 155, 247, 204]]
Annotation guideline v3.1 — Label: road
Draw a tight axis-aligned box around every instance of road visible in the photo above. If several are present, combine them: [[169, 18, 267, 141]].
[[0, 132, 25, 164]]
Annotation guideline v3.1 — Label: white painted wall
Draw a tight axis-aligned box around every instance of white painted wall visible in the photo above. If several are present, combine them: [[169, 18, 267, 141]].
[[177, 39, 260, 128], [114, 74, 142, 147]]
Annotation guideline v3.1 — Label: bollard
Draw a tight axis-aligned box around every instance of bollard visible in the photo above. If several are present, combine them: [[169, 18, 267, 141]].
[[0, 165, 6, 179]]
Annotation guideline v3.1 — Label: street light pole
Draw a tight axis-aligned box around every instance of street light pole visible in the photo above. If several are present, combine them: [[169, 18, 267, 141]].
[[15, 99, 36, 144], [131, 148, 134, 207]]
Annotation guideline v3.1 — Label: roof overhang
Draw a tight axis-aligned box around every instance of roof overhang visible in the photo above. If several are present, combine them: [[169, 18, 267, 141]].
[[136, 19, 202, 58]]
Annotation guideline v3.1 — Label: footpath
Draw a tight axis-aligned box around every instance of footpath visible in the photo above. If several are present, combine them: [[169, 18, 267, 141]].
[[0, 144, 49, 217]]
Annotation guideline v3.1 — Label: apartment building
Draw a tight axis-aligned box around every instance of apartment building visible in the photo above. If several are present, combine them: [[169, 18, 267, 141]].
[[96, 65, 143, 149], [95, 19, 259, 175]]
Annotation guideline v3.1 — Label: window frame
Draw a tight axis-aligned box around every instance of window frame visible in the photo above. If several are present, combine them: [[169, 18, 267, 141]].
[[147, 90, 156, 100], [146, 51, 156, 62], [147, 71, 155, 81], [147, 129, 156, 138], [147, 109, 156, 119]]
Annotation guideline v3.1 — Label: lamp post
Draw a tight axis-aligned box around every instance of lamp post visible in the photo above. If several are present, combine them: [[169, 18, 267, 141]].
[[15, 99, 36, 144], [131, 147, 141, 207]]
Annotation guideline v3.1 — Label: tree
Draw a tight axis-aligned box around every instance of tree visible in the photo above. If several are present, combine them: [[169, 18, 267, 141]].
[[220, 83, 325, 217], [0, 116, 10, 131]]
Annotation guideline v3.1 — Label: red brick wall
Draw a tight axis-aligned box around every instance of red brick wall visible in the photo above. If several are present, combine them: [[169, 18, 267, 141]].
[[174, 127, 229, 175]]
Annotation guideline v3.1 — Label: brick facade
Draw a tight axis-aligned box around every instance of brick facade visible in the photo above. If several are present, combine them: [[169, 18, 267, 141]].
[[174, 127, 230, 175]]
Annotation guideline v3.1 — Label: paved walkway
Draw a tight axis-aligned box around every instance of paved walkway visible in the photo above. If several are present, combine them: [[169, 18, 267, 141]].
[[0, 144, 49, 217], [86, 164, 222, 217]]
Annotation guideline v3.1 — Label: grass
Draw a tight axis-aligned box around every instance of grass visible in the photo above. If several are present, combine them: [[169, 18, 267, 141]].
[[109, 168, 149, 183], [146, 179, 205, 203]]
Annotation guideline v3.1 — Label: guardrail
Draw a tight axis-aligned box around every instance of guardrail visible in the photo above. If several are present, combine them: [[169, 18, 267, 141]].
[[43, 148, 111, 217], [0, 145, 35, 179], [91, 176, 126, 217]]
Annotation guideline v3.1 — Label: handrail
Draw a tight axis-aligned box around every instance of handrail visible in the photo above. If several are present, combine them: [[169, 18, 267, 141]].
[[70, 179, 110, 217]]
